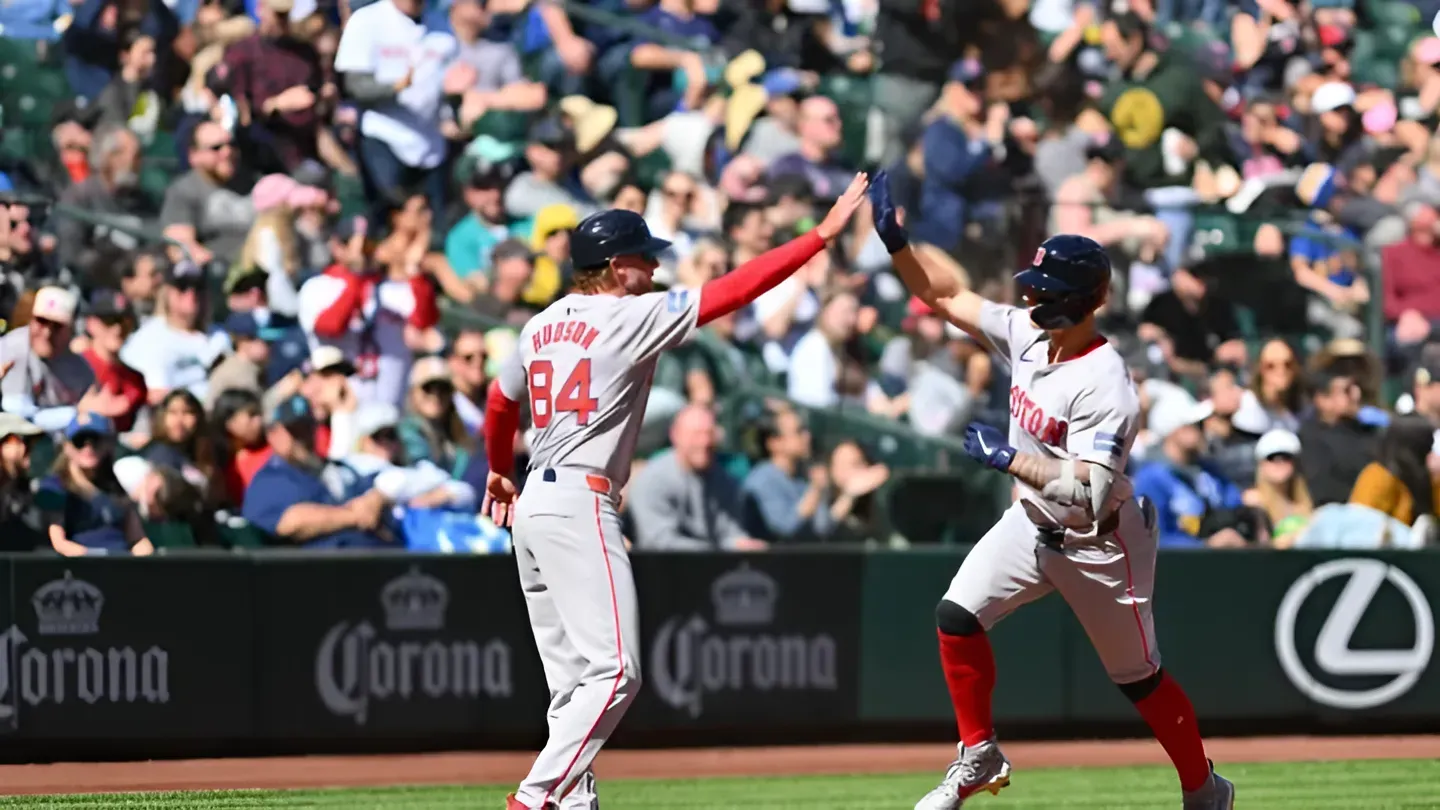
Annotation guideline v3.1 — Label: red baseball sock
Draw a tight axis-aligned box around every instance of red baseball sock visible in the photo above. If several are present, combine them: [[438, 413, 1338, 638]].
[[937, 629, 996, 748], [1133, 672, 1211, 792]]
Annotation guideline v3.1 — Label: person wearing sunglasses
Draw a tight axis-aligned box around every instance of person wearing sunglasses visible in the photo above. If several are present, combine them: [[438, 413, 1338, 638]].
[[0, 413, 48, 552], [1242, 429, 1313, 547], [399, 357, 473, 479], [0, 286, 126, 433], [37, 414, 154, 558], [447, 328, 488, 436]]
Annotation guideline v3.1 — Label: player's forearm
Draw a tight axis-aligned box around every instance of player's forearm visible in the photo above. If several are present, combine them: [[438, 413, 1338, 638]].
[[1006, 452, 1093, 493], [892, 244, 964, 303], [484, 380, 521, 477], [696, 231, 825, 325]]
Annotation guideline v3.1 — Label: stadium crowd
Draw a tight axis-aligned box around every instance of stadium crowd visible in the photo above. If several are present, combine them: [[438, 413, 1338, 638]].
[[1, 0, 1440, 554]]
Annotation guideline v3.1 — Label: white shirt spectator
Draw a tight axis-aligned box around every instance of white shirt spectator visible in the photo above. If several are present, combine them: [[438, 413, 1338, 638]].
[[750, 276, 820, 372], [120, 317, 231, 403], [335, 0, 456, 169], [787, 328, 838, 408], [343, 403, 476, 508]]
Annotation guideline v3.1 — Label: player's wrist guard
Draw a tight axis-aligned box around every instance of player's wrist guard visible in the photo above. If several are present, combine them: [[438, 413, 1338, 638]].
[[878, 223, 909, 255], [988, 446, 1016, 472]]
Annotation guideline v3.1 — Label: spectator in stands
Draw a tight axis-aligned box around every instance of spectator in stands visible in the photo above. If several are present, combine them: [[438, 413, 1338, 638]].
[[121, 260, 230, 406], [825, 438, 890, 543], [79, 289, 147, 433], [1406, 344, 1440, 426], [141, 389, 217, 495], [335, 0, 455, 220], [160, 122, 253, 266], [1200, 366, 1263, 488], [223, 0, 323, 173], [445, 160, 522, 288], [0, 413, 46, 552], [63, 0, 180, 104], [1244, 429, 1313, 548], [242, 394, 390, 547], [0, 287, 111, 428], [521, 203, 580, 308], [724, 201, 776, 270], [741, 408, 836, 543], [1348, 414, 1439, 527], [208, 312, 270, 407], [299, 202, 441, 408], [346, 402, 476, 508], [470, 239, 539, 326], [233, 174, 312, 318], [1133, 396, 1249, 548], [1290, 204, 1367, 339], [628, 405, 765, 551], [94, 29, 162, 136], [39, 413, 154, 557], [1298, 368, 1380, 506], [505, 116, 595, 221], [212, 388, 269, 506], [447, 329, 487, 435], [56, 125, 148, 283], [624, 0, 720, 120], [909, 58, 1006, 253], [119, 249, 165, 319], [1241, 339, 1305, 433], [769, 96, 854, 203], [645, 170, 702, 283], [399, 356, 473, 478], [442, 0, 547, 126], [1382, 203, 1440, 360], [1051, 137, 1170, 277], [1140, 268, 1247, 381], [871, 0, 959, 166], [788, 289, 859, 408], [222, 262, 311, 386]]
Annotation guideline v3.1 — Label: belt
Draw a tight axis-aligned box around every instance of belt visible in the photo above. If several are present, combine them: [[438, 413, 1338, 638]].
[[529, 467, 615, 496], [1036, 509, 1121, 549]]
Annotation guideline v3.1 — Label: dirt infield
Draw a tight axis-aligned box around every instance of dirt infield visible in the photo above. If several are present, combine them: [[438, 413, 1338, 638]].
[[2, 736, 1438, 796]]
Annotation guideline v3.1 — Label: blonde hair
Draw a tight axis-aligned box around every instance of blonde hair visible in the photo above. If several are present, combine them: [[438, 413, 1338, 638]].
[[237, 208, 299, 279], [1256, 473, 1314, 527]]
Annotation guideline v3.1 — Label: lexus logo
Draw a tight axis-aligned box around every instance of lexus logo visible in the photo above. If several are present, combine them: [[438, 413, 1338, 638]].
[[1274, 558, 1434, 710]]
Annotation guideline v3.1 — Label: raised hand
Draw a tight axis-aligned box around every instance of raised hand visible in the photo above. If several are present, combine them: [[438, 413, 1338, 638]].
[[868, 170, 909, 254], [816, 172, 870, 241]]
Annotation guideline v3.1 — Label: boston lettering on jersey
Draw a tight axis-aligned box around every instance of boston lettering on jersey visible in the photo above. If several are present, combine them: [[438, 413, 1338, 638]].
[[1009, 385, 1068, 447], [531, 320, 600, 353]]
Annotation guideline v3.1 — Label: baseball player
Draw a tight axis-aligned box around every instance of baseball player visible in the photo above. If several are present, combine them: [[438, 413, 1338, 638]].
[[867, 173, 1234, 810], [482, 174, 870, 810]]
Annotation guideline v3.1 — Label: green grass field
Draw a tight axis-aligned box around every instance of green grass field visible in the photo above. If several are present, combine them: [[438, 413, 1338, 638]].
[[3, 759, 1438, 809]]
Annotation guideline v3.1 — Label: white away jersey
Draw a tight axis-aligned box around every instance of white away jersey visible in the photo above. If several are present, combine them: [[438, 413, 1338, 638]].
[[977, 300, 1138, 529], [496, 288, 702, 487]]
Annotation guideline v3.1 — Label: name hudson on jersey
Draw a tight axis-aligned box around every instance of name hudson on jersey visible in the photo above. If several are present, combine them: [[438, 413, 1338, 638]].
[[532, 320, 599, 352], [0, 571, 170, 720], [315, 567, 513, 725], [649, 564, 837, 718]]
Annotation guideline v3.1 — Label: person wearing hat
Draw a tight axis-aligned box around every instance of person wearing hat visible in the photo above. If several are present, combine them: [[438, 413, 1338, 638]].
[[1242, 429, 1313, 547], [444, 159, 523, 284], [37, 413, 155, 557], [241, 394, 391, 548], [523, 203, 580, 307], [208, 312, 272, 409], [78, 289, 147, 432], [120, 259, 232, 406], [298, 197, 442, 409], [1382, 204, 1440, 356], [222, 0, 324, 172], [224, 234, 311, 386], [767, 96, 855, 205], [1132, 395, 1249, 547], [1297, 366, 1380, 507], [0, 413, 48, 552], [398, 356, 473, 478], [504, 115, 597, 221], [0, 286, 102, 423], [471, 239, 540, 326]]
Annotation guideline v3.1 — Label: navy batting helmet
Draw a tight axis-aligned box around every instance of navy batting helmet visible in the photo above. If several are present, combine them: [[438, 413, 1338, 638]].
[[1014, 234, 1112, 330], [569, 210, 672, 271]]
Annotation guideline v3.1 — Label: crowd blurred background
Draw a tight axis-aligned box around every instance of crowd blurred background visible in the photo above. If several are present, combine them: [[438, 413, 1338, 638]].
[[1, 0, 1440, 555]]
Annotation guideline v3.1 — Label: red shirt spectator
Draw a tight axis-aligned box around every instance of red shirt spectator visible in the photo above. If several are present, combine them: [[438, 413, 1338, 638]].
[[80, 291, 147, 431], [225, 445, 274, 506], [1382, 205, 1440, 345]]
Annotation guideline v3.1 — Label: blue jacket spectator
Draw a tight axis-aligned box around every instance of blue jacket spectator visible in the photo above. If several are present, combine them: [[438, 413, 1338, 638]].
[[63, 0, 180, 102], [37, 414, 155, 556], [911, 60, 995, 251], [0, 0, 69, 40], [1133, 397, 1246, 547], [740, 410, 835, 543], [243, 396, 391, 548]]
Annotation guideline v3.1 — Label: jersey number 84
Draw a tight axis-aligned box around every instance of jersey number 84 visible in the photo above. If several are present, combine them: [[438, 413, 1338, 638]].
[[528, 359, 599, 427]]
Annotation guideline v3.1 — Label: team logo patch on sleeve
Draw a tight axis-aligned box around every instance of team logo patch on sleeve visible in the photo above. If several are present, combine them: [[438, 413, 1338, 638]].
[[666, 289, 689, 313], [1093, 432, 1123, 457]]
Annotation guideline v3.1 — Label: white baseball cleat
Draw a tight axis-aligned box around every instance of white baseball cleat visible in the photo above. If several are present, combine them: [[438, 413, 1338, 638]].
[[1182, 762, 1235, 810], [913, 740, 1013, 810]]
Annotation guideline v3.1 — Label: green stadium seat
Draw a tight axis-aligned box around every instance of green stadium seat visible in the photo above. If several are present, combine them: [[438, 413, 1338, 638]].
[[145, 521, 198, 550], [333, 171, 368, 220], [1189, 210, 1243, 259], [218, 521, 269, 549]]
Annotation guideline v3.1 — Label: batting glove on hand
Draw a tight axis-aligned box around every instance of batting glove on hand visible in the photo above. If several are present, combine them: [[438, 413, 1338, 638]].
[[868, 170, 910, 255], [964, 422, 1016, 472]]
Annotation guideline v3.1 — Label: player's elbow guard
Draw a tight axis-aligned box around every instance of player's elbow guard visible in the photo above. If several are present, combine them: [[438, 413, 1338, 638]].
[[1039, 460, 1115, 519]]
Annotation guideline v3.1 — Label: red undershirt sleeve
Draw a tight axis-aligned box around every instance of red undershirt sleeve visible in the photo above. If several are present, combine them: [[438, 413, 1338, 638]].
[[696, 231, 826, 326], [484, 379, 521, 478]]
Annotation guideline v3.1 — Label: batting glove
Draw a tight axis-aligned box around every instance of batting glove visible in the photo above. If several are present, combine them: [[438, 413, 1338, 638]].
[[964, 422, 1016, 472], [868, 170, 910, 255]]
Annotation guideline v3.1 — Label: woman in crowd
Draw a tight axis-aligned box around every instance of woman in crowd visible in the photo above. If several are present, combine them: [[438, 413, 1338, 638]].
[[1242, 339, 1305, 432], [235, 174, 306, 317], [826, 439, 890, 543], [40, 415, 153, 557], [141, 389, 218, 500], [0, 413, 47, 552], [211, 389, 270, 506], [399, 357, 473, 479], [1243, 429, 1314, 548], [1350, 414, 1440, 526]]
